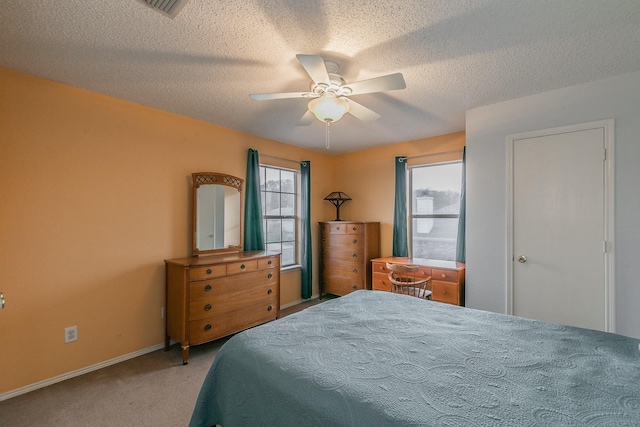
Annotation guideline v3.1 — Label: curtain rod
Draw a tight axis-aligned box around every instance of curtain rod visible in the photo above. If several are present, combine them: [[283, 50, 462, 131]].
[[400, 148, 464, 162], [259, 152, 307, 167]]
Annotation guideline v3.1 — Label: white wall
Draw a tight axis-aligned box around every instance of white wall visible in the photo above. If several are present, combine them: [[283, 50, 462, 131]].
[[465, 70, 640, 339]]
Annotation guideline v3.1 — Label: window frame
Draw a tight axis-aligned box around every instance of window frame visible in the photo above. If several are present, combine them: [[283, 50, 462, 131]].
[[408, 160, 463, 261], [259, 164, 299, 268]]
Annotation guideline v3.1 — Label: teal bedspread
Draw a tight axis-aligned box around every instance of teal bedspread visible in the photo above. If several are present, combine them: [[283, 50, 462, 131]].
[[189, 290, 640, 427]]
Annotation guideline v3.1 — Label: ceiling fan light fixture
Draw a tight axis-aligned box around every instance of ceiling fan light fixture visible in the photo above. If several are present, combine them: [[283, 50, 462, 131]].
[[249, 54, 406, 149], [308, 94, 350, 123]]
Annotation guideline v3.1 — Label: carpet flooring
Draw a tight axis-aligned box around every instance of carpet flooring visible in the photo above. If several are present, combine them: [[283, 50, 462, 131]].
[[0, 299, 321, 427]]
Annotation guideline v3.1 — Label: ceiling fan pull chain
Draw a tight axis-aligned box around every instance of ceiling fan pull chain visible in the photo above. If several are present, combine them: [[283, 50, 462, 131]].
[[325, 120, 331, 149]]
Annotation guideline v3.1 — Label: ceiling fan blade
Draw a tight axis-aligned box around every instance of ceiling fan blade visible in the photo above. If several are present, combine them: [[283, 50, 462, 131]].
[[250, 92, 312, 101], [297, 110, 315, 126], [296, 54, 330, 85], [346, 73, 406, 96], [345, 98, 381, 122]]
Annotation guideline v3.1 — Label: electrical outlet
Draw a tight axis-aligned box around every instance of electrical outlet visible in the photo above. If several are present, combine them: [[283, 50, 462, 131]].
[[65, 325, 78, 343]]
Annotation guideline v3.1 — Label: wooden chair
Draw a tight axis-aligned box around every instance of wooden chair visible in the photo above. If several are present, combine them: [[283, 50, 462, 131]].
[[386, 263, 432, 299]]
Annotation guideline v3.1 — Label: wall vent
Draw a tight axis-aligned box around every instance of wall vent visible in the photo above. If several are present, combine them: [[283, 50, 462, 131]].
[[135, 0, 190, 19]]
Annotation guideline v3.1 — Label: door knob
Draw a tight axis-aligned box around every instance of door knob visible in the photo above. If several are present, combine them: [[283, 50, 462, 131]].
[[517, 255, 527, 263]]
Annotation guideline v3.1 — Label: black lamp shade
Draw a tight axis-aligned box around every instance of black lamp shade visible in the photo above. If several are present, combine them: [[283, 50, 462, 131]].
[[324, 192, 351, 221]]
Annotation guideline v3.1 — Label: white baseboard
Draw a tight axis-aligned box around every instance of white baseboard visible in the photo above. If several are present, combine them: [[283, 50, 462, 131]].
[[0, 343, 165, 402]]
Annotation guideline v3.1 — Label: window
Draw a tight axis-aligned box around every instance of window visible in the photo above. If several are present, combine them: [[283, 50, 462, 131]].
[[410, 162, 462, 261], [259, 165, 297, 267]]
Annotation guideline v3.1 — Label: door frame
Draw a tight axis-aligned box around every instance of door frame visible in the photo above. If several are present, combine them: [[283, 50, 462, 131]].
[[506, 119, 615, 332]]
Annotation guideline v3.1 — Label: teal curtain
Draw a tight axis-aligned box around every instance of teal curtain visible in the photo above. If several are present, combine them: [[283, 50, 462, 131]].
[[243, 148, 265, 251], [456, 147, 466, 263], [392, 156, 408, 257], [300, 161, 312, 299]]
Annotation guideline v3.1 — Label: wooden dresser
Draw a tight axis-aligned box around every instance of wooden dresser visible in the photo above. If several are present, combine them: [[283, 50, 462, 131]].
[[164, 251, 280, 364], [319, 221, 380, 298], [371, 257, 465, 306]]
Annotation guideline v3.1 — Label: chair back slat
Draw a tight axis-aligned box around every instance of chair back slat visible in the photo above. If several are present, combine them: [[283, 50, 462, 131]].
[[386, 263, 432, 299]]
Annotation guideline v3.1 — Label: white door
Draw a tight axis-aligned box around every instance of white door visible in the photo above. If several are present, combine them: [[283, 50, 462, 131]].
[[508, 121, 614, 331]]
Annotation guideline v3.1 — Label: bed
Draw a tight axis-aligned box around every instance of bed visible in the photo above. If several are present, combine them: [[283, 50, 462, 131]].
[[189, 290, 640, 427]]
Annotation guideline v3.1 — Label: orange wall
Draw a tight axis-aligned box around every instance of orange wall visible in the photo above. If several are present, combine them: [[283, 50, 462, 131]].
[[0, 66, 464, 395], [0, 67, 336, 394], [334, 133, 466, 256]]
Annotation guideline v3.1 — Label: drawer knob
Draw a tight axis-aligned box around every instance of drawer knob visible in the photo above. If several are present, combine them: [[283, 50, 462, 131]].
[[267, 288, 273, 295], [352, 268, 357, 273], [204, 324, 212, 331], [268, 260, 272, 265], [268, 273, 273, 279], [267, 305, 273, 312], [204, 284, 212, 292], [352, 227, 357, 231], [352, 253, 357, 258], [205, 304, 212, 311], [206, 268, 212, 275], [441, 273, 447, 279], [241, 264, 246, 270], [352, 239, 357, 244], [352, 285, 357, 290]]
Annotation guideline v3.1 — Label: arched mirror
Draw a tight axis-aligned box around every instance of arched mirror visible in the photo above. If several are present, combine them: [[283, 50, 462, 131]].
[[192, 172, 243, 256]]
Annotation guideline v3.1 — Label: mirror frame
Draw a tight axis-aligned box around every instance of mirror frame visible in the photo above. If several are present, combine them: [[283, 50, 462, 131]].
[[192, 172, 243, 256]]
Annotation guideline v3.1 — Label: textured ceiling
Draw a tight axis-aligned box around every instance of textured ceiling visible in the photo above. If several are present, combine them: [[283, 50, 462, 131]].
[[2, 0, 640, 154]]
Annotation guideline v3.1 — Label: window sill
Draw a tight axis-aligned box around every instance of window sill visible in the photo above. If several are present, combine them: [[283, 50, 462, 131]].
[[281, 264, 302, 273]]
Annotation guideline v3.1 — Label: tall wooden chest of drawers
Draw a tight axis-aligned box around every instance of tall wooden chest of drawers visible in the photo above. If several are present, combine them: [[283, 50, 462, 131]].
[[319, 221, 380, 297], [371, 256, 465, 306], [164, 251, 280, 364]]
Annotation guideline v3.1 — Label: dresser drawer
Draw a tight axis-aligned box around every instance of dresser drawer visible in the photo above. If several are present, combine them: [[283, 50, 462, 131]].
[[258, 256, 279, 269], [372, 262, 389, 275], [321, 233, 364, 248], [189, 281, 278, 320], [432, 281, 459, 305], [343, 223, 365, 234], [189, 300, 277, 345], [432, 268, 458, 283], [321, 245, 363, 262], [322, 277, 364, 295], [322, 261, 363, 280], [189, 269, 278, 301], [189, 264, 227, 281], [322, 222, 364, 234], [190, 280, 216, 300], [227, 259, 258, 275], [372, 272, 391, 292]]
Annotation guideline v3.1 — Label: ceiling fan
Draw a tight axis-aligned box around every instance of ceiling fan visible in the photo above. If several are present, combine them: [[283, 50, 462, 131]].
[[249, 54, 406, 128]]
